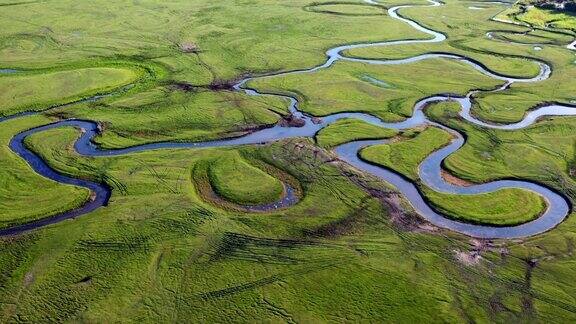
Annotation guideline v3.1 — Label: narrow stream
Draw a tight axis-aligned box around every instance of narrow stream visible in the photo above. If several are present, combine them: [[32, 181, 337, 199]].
[[0, 69, 18, 74], [1, 0, 575, 238]]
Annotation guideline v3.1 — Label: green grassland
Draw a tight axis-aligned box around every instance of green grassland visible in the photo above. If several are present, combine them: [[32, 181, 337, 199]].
[[345, 0, 576, 123], [425, 188, 546, 226], [0, 116, 573, 321], [59, 88, 289, 149], [0, 66, 140, 117], [0, 0, 430, 149], [360, 127, 452, 179], [488, 28, 574, 45], [520, 7, 576, 31], [0, 0, 425, 77], [344, 1, 546, 78], [470, 44, 575, 123], [359, 127, 546, 225], [0, 116, 90, 229], [426, 101, 576, 201], [305, 2, 387, 16], [315, 118, 398, 148], [249, 58, 501, 122], [1, 0, 576, 321], [498, 3, 576, 32], [345, 41, 543, 78], [207, 151, 284, 205]]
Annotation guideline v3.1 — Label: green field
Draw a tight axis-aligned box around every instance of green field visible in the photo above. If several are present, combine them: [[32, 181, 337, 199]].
[[315, 118, 398, 147], [1, 0, 576, 322], [426, 101, 576, 201], [359, 127, 546, 225], [0, 66, 141, 117], [305, 2, 387, 16], [249, 58, 501, 121], [498, 3, 576, 32], [520, 7, 576, 31], [75, 88, 288, 149], [346, 0, 576, 123], [207, 151, 284, 205], [0, 116, 90, 229]]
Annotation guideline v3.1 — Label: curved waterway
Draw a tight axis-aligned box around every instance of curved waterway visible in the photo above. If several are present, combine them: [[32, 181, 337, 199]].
[[2, 0, 576, 238]]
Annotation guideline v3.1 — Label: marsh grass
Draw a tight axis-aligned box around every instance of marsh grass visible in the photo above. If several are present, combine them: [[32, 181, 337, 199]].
[[207, 151, 284, 205], [1, 0, 576, 321], [346, 0, 576, 123], [360, 127, 547, 225], [315, 118, 398, 148]]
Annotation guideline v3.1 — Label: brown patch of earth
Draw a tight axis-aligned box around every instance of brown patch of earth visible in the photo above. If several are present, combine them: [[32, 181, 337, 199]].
[[168, 82, 195, 92], [454, 249, 482, 266], [441, 169, 473, 187], [279, 114, 305, 127], [336, 163, 437, 234], [208, 79, 236, 91], [179, 42, 199, 53], [23, 272, 34, 287], [454, 239, 510, 266]]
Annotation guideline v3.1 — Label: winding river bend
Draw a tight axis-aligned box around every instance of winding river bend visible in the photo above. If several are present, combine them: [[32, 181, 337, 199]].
[[1, 0, 576, 238]]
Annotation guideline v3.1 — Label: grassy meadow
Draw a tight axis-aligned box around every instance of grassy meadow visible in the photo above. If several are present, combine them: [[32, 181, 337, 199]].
[[498, 2, 576, 32], [305, 2, 388, 16], [346, 0, 576, 123], [0, 0, 576, 321], [0, 114, 573, 321], [248, 58, 502, 121], [62, 88, 289, 149], [426, 101, 576, 202], [315, 118, 398, 148], [359, 127, 546, 225], [0, 66, 140, 117], [207, 151, 284, 205], [0, 116, 90, 229]]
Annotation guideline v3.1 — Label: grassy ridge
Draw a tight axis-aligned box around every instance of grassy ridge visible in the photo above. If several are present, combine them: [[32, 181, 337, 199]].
[[424, 187, 546, 225], [207, 151, 284, 205], [305, 3, 386, 16], [490, 28, 574, 45], [61, 88, 288, 149]]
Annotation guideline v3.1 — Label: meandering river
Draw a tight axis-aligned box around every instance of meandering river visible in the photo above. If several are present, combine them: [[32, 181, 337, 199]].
[[1, 0, 575, 238]]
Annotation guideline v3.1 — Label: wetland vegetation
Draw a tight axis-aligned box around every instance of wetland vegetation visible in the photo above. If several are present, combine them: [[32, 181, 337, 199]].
[[0, 0, 576, 322]]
